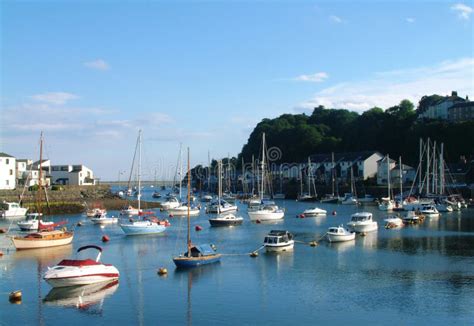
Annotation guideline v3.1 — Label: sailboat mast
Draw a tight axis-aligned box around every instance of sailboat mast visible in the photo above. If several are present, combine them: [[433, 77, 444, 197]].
[[37, 132, 44, 215], [307, 157, 311, 196], [179, 144, 183, 199], [399, 156, 403, 203], [387, 155, 391, 199], [138, 130, 142, 212], [418, 138, 423, 194], [440, 143, 444, 195], [331, 152, 335, 197], [207, 151, 211, 193], [426, 138, 430, 195], [218, 160, 222, 213], [260, 133, 266, 201], [187, 147, 191, 256]]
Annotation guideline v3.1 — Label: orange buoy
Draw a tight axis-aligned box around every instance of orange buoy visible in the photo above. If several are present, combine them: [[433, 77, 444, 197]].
[[195, 225, 203, 231], [9, 290, 22, 303], [332, 211, 337, 216], [102, 235, 110, 242], [0, 251, 3, 257], [250, 252, 259, 257], [157, 267, 168, 275], [0, 228, 6, 234]]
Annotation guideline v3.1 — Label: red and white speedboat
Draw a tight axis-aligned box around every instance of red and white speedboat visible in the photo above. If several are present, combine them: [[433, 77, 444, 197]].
[[44, 245, 119, 288]]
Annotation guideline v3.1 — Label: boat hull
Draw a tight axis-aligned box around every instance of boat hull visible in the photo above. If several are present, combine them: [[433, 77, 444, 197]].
[[248, 211, 284, 221], [208, 218, 243, 227], [264, 242, 294, 252], [12, 233, 74, 250], [45, 274, 119, 288], [119, 223, 166, 235], [327, 233, 355, 242], [168, 208, 200, 216], [347, 222, 378, 233], [173, 254, 221, 268], [91, 217, 118, 224]]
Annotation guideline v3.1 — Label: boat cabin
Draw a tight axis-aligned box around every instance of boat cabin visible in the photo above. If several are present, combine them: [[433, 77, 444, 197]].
[[350, 212, 373, 222], [328, 227, 347, 234], [264, 230, 293, 244], [184, 244, 217, 258]]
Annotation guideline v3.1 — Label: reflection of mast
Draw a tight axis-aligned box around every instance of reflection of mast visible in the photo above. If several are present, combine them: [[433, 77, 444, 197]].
[[186, 271, 193, 326]]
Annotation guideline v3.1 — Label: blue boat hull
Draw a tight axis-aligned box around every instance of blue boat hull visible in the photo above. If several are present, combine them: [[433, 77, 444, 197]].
[[119, 223, 166, 236], [173, 254, 221, 268]]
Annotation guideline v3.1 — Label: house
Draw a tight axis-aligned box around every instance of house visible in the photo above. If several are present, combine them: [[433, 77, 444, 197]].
[[50, 164, 96, 185], [309, 151, 384, 184], [16, 159, 51, 186], [377, 156, 396, 185], [448, 101, 474, 122], [418, 91, 467, 120], [0, 152, 16, 190]]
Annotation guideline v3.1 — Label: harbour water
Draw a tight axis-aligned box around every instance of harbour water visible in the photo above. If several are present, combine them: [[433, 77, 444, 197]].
[[1, 188, 474, 325]]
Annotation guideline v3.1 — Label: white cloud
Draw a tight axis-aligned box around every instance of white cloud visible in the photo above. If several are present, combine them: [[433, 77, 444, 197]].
[[406, 17, 415, 23], [31, 92, 79, 105], [298, 58, 474, 113], [84, 59, 110, 71], [451, 3, 473, 20], [329, 15, 343, 23], [294, 72, 329, 83]]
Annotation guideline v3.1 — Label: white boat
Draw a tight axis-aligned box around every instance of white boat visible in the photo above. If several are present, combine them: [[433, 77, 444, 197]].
[[209, 213, 243, 227], [44, 245, 119, 288], [378, 197, 395, 211], [272, 193, 285, 200], [302, 207, 327, 217], [341, 193, 358, 205], [247, 197, 262, 209], [248, 133, 285, 221], [263, 230, 294, 252], [120, 205, 142, 216], [435, 203, 453, 212], [160, 196, 181, 210], [358, 194, 375, 204], [168, 204, 200, 216], [326, 225, 355, 242], [206, 199, 237, 214], [0, 201, 28, 218], [91, 212, 118, 225], [201, 195, 213, 202], [11, 230, 74, 250], [248, 204, 284, 221], [419, 204, 440, 217], [384, 215, 403, 229], [347, 212, 378, 233], [403, 211, 423, 224], [86, 208, 107, 218], [17, 213, 55, 231]]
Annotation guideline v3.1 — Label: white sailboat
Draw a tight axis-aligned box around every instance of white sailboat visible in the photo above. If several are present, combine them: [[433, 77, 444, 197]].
[[378, 155, 395, 211], [206, 160, 237, 214], [248, 133, 284, 221]]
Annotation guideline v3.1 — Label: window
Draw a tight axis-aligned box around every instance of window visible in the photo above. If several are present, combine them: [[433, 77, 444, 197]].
[[10, 169, 13, 175], [6, 180, 9, 185], [6, 159, 9, 164]]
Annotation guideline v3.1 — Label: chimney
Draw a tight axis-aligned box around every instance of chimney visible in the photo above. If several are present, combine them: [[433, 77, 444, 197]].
[[451, 91, 458, 97], [466, 95, 469, 101]]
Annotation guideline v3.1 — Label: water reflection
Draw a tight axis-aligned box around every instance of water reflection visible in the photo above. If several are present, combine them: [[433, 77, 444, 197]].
[[43, 280, 119, 314], [13, 245, 73, 265], [327, 240, 355, 253], [358, 231, 378, 250]]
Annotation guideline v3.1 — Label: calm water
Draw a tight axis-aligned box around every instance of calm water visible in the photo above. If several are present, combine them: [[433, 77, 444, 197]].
[[1, 188, 474, 325]]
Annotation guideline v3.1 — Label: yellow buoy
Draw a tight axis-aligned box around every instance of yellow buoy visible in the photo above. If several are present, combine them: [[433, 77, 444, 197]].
[[250, 252, 259, 257], [9, 290, 22, 303], [360, 232, 367, 237], [158, 267, 168, 276], [309, 241, 318, 247]]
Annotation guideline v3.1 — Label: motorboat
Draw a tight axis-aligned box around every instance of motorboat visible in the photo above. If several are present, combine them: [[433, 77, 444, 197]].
[[341, 193, 358, 205], [206, 199, 237, 214], [91, 212, 118, 225], [11, 229, 74, 250], [302, 207, 327, 217], [378, 197, 395, 211], [326, 225, 355, 242], [357, 194, 375, 204], [152, 191, 162, 198], [435, 203, 453, 213], [0, 201, 28, 218], [384, 215, 403, 229], [247, 197, 262, 210], [44, 245, 119, 288], [201, 194, 213, 202], [263, 230, 294, 252], [297, 193, 316, 202], [86, 208, 107, 218], [168, 204, 200, 216], [419, 205, 440, 217], [160, 196, 181, 210], [120, 205, 141, 216], [119, 216, 170, 236], [17, 213, 54, 231], [208, 213, 243, 227], [403, 210, 424, 224], [248, 204, 284, 221], [347, 212, 378, 233]]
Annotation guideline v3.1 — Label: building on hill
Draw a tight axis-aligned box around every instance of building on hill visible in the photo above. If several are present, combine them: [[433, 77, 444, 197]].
[[417, 91, 468, 120], [448, 101, 474, 122], [50, 165, 96, 185], [0, 153, 16, 190], [309, 151, 384, 184]]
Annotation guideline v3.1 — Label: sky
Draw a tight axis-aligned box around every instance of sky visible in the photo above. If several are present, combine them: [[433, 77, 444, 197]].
[[1, 0, 473, 181]]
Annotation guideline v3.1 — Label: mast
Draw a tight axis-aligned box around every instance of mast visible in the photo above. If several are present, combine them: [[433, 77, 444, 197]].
[[439, 143, 444, 195], [331, 152, 335, 197], [432, 141, 437, 194], [187, 147, 191, 256], [207, 151, 211, 193], [399, 156, 403, 204], [418, 138, 423, 195], [217, 160, 222, 213], [251, 155, 255, 196], [387, 155, 391, 199], [179, 144, 183, 199], [37, 132, 44, 215], [260, 133, 265, 201], [138, 130, 142, 212], [426, 138, 430, 195], [307, 157, 311, 196]]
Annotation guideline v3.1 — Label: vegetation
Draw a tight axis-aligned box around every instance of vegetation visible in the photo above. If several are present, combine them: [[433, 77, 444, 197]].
[[238, 99, 474, 167]]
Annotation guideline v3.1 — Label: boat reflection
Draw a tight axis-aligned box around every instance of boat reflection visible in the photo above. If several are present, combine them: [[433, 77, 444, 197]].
[[43, 280, 119, 313], [358, 231, 378, 250], [327, 240, 355, 253], [13, 244, 72, 265]]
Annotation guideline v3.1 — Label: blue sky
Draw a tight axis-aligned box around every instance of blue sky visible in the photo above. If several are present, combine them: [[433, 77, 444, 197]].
[[1, 0, 473, 180]]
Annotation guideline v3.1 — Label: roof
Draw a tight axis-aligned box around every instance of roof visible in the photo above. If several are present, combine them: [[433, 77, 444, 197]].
[[377, 156, 396, 164], [192, 244, 216, 255], [0, 152, 14, 158], [309, 151, 382, 164], [449, 101, 474, 109], [268, 230, 291, 236], [393, 164, 415, 170]]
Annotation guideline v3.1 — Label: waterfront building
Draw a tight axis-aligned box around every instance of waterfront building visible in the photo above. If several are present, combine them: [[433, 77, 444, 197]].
[[0, 152, 16, 190], [448, 101, 474, 122], [50, 164, 96, 185], [418, 91, 468, 120]]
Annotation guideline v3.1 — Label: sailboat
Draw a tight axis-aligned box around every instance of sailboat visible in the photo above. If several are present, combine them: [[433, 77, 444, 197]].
[[173, 148, 221, 268], [120, 130, 171, 236], [297, 157, 317, 201], [378, 155, 395, 211], [341, 165, 358, 205], [206, 160, 237, 214], [320, 153, 340, 203], [161, 145, 183, 210], [248, 133, 285, 221], [272, 165, 285, 199]]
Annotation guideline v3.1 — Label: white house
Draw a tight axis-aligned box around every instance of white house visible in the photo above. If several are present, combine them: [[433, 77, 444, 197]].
[[418, 91, 467, 120], [377, 156, 397, 185], [310, 151, 384, 184], [0, 153, 16, 190], [50, 164, 96, 186]]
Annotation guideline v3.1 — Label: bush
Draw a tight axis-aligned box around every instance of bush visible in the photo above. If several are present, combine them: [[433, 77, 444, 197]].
[[51, 185, 64, 191], [29, 185, 39, 191]]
